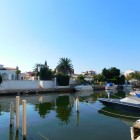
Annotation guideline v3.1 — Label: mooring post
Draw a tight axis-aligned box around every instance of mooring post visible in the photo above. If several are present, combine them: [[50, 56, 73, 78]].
[[130, 127, 135, 140], [22, 100, 26, 140], [16, 96, 20, 133], [10, 102, 14, 126], [76, 97, 79, 113]]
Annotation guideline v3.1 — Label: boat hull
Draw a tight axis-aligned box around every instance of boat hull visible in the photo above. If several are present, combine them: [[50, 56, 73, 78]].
[[74, 85, 93, 92], [98, 98, 140, 113]]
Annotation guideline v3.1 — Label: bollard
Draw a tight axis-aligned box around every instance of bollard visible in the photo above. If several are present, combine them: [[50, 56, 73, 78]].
[[22, 100, 26, 140], [16, 96, 20, 133], [76, 97, 79, 113], [130, 127, 134, 140], [10, 102, 14, 126]]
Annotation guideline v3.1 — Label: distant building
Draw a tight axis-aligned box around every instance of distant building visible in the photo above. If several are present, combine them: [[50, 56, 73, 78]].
[[23, 72, 35, 80], [81, 70, 96, 82], [81, 70, 96, 75], [0, 64, 22, 81]]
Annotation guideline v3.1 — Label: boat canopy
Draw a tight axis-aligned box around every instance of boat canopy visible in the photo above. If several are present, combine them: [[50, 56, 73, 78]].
[[106, 83, 114, 86]]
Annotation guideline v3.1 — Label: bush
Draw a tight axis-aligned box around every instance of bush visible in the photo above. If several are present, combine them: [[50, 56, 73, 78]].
[[39, 67, 54, 80], [56, 73, 70, 86]]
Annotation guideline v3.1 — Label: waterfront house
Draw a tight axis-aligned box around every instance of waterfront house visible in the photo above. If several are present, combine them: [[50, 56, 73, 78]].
[[0, 64, 18, 80]]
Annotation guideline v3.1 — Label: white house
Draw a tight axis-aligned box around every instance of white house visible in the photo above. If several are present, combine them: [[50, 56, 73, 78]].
[[0, 64, 19, 80]]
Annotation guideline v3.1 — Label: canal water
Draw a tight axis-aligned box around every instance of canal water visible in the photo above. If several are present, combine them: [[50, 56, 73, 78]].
[[0, 90, 138, 140]]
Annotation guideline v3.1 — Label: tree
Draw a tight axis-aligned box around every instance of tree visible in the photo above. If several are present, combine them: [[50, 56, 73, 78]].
[[16, 66, 21, 80], [92, 74, 105, 84], [102, 67, 120, 80], [127, 71, 140, 86], [56, 73, 70, 86], [0, 74, 2, 84], [44, 61, 47, 66], [40, 66, 54, 80], [102, 67, 125, 84], [33, 61, 54, 80], [76, 74, 85, 84], [55, 58, 74, 76], [118, 75, 125, 85], [33, 63, 42, 79], [130, 71, 140, 81]]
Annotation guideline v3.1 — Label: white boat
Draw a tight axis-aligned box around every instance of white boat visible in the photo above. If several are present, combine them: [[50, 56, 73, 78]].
[[105, 83, 117, 90], [98, 95, 140, 113], [74, 85, 93, 92], [130, 90, 140, 96]]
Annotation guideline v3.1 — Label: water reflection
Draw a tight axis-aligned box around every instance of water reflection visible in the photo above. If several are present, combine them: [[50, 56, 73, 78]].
[[76, 112, 79, 127], [0, 90, 136, 140], [9, 126, 13, 140], [98, 106, 139, 125], [105, 90, 126, 99], [38, 95, 43, 103], [35, 102, 53, 118], [56, 95, 72, 125], [0, 105, 1, 115]]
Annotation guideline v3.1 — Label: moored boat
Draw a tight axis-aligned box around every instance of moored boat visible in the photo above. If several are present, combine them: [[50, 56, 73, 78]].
[[98, 95, 140, 113], [92, 85, 105, 90], [105, 83, 117, 90], [74, 85, 93, 92]]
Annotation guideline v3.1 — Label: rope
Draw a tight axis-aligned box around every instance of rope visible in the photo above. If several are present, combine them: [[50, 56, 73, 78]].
[[78, 97, 140, 119], [37, 132, 49, 140]]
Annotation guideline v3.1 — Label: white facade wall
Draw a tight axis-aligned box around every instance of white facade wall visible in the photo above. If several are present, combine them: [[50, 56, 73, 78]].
[[0, 80, 39, 90], [40, 81, 55, 89], [0, 70, 16, 80]]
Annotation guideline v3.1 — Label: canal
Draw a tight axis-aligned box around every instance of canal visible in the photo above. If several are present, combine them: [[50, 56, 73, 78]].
[[0, 90, 138, 140]]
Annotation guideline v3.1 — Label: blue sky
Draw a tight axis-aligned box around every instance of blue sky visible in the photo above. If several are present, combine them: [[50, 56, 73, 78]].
[[0, 0, 140, 74]]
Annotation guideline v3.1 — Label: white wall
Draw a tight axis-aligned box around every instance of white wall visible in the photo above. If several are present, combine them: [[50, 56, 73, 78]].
[[40, 81, 55, 89], [0, 80, 39, 90]]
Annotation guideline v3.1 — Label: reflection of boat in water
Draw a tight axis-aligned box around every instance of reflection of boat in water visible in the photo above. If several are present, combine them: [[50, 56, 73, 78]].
[[98, 95, 140, 113], [105, 89, 117, 94], [74, 85, 93, 92], [123, 84, 132, 91], [98, 106, 137, 125], [92, 85, 105, 90]]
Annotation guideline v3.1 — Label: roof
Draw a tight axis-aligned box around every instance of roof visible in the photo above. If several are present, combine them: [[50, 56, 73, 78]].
[[4, 67, 17, 70]]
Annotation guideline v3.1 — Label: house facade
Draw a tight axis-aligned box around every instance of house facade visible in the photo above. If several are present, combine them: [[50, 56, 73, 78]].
[[0, 64, 18, 80]]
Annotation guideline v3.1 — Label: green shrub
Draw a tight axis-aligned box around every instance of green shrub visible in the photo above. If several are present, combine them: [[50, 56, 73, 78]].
[[56, 73, 70, 86]]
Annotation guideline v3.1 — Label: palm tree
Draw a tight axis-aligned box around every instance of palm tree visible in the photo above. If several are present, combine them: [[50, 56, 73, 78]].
[[55, 58, 74, 75]]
